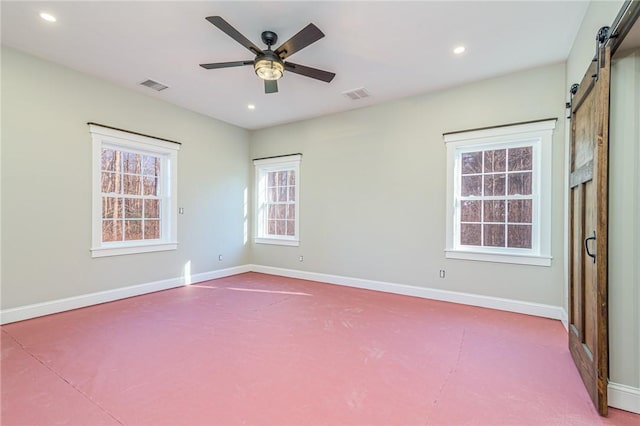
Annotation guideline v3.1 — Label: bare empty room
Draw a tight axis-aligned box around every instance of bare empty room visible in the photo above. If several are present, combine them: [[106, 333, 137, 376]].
[[1, 1, 640, 425]]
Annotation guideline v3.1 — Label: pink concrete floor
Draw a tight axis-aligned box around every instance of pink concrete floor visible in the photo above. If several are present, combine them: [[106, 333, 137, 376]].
[[1, 272, 638, 425]]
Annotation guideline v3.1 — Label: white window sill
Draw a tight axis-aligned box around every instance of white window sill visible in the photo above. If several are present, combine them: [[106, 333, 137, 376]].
[[91, 242, 178, 258], [255, 237, 299, 247], [445, 249, 552, 266]]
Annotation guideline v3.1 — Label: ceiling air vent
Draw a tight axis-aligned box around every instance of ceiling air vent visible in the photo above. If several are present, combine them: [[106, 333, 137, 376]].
[[140, 79, 169, 91], [342, 87, 370, 100]]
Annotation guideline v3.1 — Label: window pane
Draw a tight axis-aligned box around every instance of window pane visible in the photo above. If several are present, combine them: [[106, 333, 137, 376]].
[[288, 171, 296, 185], [508, 225, 532, 248], [278, 172, 288, 186], [461, 175, 482, 196], [484, 149, 506, 173], [508, 172, 532, 195], [101, 172, 120, 194], [122, 152, 141, 174], [461, 152, 482, 175], [267, 205, 277, 220], [508, 199, 532, 223], [287, 205, 295, 219], [144, 199, 160, 218], [101, 149, 117, 171], [267, 220, 276, 235], [278, 186, 288, 202], [288, 187, 296, 201], [143, 176, 158, 196], [124, 220, 143, 240], [483, 174, 505, 196], [460, 224, 481, 246], [461, 200, 481, 222], [102, 220, 123, 242], [276, 205, 287, 219], [286, 220, 295, 236], [483, 224, 505, 247], [102, 197, 122, 219], [125, 198, 143, 218], [268, 187, 277, 202], [483, 200, 505, 223], [142, 155, 159, 176], [144, 220, 160, 240], [268, 172, 277, 186], [508, 146, 533, 171], [123, 175, 141, 195], [275, 220, 286, 235]]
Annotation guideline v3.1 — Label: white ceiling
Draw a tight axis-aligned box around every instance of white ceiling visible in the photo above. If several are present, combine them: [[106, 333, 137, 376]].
[[1, 1, 590, 130]]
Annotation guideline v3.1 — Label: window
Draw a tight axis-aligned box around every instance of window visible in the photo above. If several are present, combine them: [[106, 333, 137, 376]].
[[253, 154, 301, 246], [443, 120, 556, 266], [90, 124, 179, 257]]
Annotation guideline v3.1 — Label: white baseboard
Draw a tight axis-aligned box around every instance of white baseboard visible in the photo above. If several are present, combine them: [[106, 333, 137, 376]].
[[0, 263, 566, 324], [560, 307, 569, 331], [0, 265, 250, 325], [609, 382, 640, 414], [248, 264, 565, 320]]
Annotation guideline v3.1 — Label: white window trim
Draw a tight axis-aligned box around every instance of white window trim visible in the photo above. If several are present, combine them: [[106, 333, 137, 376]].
[[90, 124, 179, 257], [443, 119, 556, 266], [253, 154, 301, 247]]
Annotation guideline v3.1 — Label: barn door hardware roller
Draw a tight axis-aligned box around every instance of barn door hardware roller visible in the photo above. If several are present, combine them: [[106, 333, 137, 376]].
[[566, 83, 579, 119], [593, 26, 610, 81]]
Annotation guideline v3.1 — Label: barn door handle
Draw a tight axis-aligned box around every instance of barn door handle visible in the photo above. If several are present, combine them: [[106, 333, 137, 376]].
[[584, 231, 596, 263]]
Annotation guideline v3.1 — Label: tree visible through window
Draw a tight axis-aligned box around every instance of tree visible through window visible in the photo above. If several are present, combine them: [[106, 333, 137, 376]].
[[459, 146, 533, 249], [101, 148, 162, 242], [264, 169, 296, 236]]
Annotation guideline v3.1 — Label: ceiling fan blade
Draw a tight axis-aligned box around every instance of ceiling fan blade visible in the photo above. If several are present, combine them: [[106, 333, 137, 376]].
[[264, 80, 278, 94], [205, 16, 262, 55], [284, 62, 335, 83], [274, 23, 324, 59], [200, 60, 254, 69]]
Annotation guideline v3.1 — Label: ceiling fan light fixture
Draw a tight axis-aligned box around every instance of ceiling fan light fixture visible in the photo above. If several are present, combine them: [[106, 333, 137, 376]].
[[254, 58, 284, 80]]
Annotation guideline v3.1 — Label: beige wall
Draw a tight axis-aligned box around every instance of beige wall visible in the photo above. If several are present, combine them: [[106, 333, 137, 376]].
[[1, 47, 251, 309], [565, 0, 639, 391], [250, 63, 567, 306]]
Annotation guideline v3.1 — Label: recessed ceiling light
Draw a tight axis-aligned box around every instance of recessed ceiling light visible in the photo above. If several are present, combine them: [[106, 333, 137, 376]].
[[247, 104, 256, 110], [453, 46, 466, 55], [39, 12, 57, 23]]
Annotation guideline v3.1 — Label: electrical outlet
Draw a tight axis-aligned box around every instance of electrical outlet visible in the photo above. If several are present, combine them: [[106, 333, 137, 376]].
[[439, 270, 446, 279], [299, 255, 304, 262], [178, 207, 184, 214], [218, 255, 223, 261]]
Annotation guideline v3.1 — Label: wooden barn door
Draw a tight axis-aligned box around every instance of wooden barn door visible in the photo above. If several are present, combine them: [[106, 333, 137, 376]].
[[568, 44, 610, 416]]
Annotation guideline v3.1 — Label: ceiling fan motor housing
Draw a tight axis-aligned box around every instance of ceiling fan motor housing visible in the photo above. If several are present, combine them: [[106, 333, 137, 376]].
[[261, 30, 278, 47]]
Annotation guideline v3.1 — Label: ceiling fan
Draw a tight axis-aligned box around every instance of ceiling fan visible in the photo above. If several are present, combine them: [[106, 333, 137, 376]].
[[200, 16, 336, 94]]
